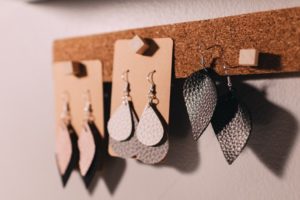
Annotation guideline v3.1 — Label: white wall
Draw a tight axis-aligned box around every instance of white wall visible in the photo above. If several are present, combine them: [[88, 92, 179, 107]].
[[0, 0, 299, 199]]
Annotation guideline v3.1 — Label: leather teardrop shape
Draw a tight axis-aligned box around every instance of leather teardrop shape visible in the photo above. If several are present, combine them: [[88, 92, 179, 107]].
[[136, 137, 169, 164], [183, 69, 217, 141], [136, 104, 164, 146], [211, 92, 252, 164], [110, 107, 140, 158], [78, 122, 96, 176], [108, 103, 133, 141], [55, 122, 73, 175]]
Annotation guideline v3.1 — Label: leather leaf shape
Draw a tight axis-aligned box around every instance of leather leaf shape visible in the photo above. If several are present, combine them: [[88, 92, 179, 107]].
[[136, 104, 164, 146], [108, 103, 133, 141], [183, 69, 217, 140], [211, 92, 252, 164], [55, 122, 73, 175], [78, 122, 96, 176]]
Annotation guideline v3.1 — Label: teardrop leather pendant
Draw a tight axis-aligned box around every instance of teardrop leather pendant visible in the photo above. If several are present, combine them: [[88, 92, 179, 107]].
[[110, 105, 140, 158], [108, 103, 133, 141], [211, 92, 252, 164], [78, 122, 96, 176], [183, 69, 217, 141], [136, 104, 164, 146], [135, 136, 169, 164]]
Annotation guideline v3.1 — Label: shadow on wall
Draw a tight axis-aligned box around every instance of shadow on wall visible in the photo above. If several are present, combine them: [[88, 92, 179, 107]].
[[235, 75, 299, 177]]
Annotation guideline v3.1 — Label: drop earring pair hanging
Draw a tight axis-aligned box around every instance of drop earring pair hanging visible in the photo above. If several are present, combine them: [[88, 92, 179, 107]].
[[183, 49, 252, 164], [55, 91, 102, 186], [108, 70, 169, 164]]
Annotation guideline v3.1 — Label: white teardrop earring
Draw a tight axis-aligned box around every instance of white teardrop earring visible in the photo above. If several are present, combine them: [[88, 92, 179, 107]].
[[136, 70, 165, 146], [108, 70, 140, 158], [108, 70, 135, 141]]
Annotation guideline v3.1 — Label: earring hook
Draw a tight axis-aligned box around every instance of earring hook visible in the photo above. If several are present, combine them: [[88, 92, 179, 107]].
[[147, 70, 156, 85], [147, 70, 159, 105], [223, 64, 233, 91], [83, 90, 94, 121], [61, 91, 71, 121], [62, 91, 70, 103], [83, 90, 92, 104], [122, 70, 129, 83]]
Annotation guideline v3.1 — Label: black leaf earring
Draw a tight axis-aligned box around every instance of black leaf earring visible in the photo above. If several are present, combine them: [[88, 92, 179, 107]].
[[183, 55, 218, 140], [211, 64, 252, 164]]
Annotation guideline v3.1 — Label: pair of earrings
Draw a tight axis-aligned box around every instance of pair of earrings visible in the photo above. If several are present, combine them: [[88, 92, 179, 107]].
[[55, 91, 102, 186], [108, 70, 168, 164], [183, 56, 252, 164]]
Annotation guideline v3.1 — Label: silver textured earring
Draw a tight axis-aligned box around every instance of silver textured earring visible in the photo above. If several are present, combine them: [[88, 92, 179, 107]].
[[136, 70, 165, 146], [183, 55, 217, 140], [55, 92, 78, 186], [211, 64, 252, 164], [78, 90, 99, 177], [108, 70, 140, 158]]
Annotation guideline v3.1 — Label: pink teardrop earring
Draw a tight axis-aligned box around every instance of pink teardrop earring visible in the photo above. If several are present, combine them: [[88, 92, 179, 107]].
[[55, 91, 79, 186], [78, 90, 103, 185]]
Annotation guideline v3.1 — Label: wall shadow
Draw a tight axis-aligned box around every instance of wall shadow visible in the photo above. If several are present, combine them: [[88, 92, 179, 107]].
[[85, 82, 127, 195], [233, 79, 299, 177]]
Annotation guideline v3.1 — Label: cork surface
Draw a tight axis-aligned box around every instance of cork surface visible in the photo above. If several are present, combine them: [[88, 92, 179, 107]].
[[53, 7, 300, 81]]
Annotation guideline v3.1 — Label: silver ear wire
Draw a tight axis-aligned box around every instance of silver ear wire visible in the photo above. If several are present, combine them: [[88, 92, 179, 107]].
[[83, 90, 94, 121], [223, 64, 233, 91], [61, 91, 71, 122], [147, 70, 159, 105], [200, 55, 206, 68], [147, 70, 156, 85], [121, 70, 131, 104]]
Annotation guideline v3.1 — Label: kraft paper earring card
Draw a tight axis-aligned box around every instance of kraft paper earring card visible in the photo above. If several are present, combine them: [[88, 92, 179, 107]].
[[108, 37, 173, 163]]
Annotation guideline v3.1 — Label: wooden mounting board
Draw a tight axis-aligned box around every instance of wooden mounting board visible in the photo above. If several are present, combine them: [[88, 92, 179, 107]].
[[53, 7, 300, 82]]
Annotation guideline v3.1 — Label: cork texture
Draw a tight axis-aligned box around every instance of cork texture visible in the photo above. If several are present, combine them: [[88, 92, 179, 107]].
[[53, 7, 300, 81]]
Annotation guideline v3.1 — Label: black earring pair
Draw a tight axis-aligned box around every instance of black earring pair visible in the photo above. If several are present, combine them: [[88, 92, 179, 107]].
[[183, 54, 252, 164]]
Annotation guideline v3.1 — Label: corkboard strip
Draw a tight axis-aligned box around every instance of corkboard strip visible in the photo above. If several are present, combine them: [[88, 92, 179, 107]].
[[53, 7, 300, 82]]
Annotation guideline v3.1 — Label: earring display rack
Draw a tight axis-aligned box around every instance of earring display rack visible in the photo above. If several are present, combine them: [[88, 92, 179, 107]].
[[53, 7, 300, 82]]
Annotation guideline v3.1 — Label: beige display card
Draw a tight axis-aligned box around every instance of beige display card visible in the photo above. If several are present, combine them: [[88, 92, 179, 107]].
[[53, 60, 104, 137], [109, 38, 173, 155]]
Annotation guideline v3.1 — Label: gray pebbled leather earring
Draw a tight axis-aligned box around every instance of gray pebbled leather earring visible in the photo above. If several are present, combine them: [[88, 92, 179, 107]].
[[211, 64, 252, 164], [183, 56, 218, 140]]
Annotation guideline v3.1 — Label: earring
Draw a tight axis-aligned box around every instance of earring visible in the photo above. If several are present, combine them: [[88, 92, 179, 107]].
[[211, 64, 252, 164], [78, 90, 101, 177], [108, 70, 140, 158], [55, 92, 78, 186], [134, 70, 169, 164], [136, 70, 164, 146], [183, 55, 218, 140]]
